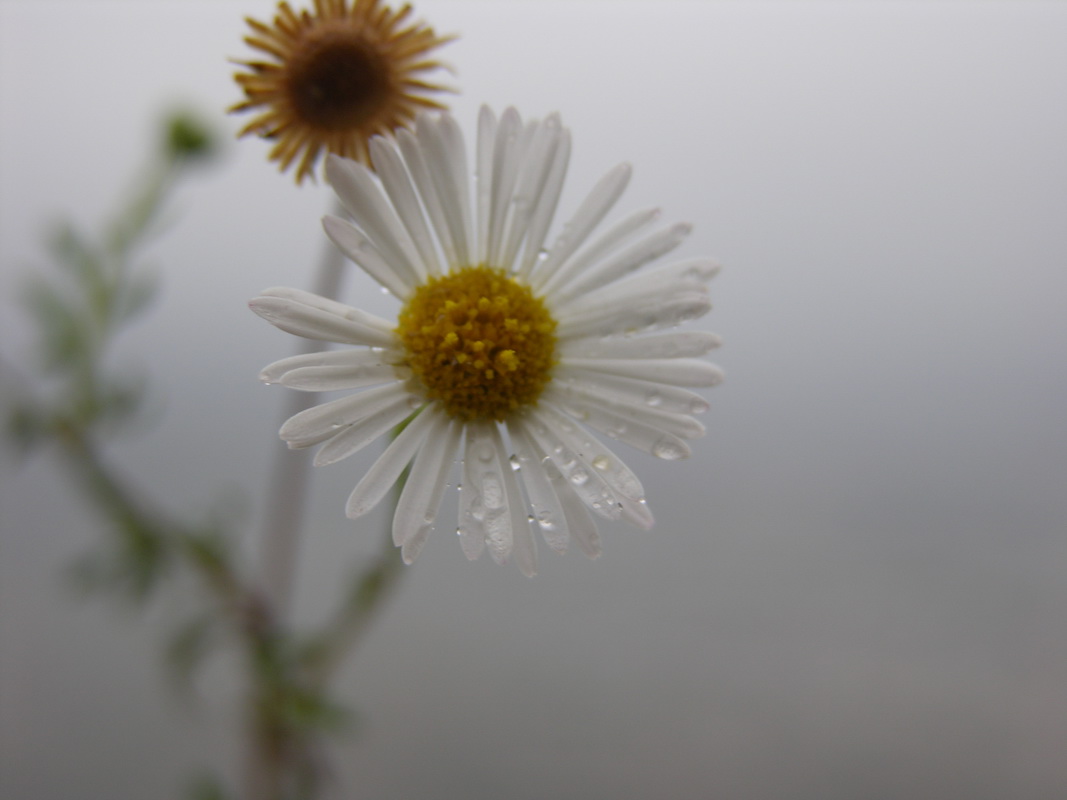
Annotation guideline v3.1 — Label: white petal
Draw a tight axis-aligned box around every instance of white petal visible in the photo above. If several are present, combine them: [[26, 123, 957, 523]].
[[279, 382, 413, 445], [275, 353, 400, 391], [509, 422, 570, 554], [536, 403, 653, 529], [521, 408, 623, 523], [369, 135, 440, 280], [555, 283, 710, 340], [553, 364, 711, 416], [259, 348, 395, 384], [345, 407, 440, 519], [395, 418, 461, 564], [457, 428, 487, 561], [546, 384, 704, 440], [499, 114, 563, 275], [556, 258, 721, 319], [561, 330, 722, 360], [322, 215, 413, 299], [417, 113, 472, 267], [544, 222, 691, 304], [557, 482, 603, 559], [518, 424, 604, 555], [561, 357, 724, 387], [516, 126, 571, 281], [462, 421, 514, 565], [545, 387, 695, 460], [487, 108, 523, 267], [475, 105, 498, 265], [324, 155, 423, 283], [313, 396, 419, 467], [249, 293, 396, 348], [278, 364, 397, 392], [555, 287, 711, 341], [254, 287, 373, 320], [498, 426, 538, 577], [286, 428, 340, 451], [530, 162, 632, 293], [397, 126, 453, 272], [541, 206, 660, 285]]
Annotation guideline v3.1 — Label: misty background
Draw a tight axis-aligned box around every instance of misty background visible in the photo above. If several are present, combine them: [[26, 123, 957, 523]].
[[2, 1, 1065, 798]]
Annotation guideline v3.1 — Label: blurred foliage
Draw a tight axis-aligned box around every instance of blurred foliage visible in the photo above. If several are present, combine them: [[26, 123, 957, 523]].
[[3, 108, 405, 800]]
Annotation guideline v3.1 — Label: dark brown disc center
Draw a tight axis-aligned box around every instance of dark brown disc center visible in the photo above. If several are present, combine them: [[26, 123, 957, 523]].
[[286, 29, 391, 131]]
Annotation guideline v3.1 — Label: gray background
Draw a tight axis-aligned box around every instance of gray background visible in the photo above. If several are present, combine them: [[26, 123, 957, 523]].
[[2, 1, 1066, 798]]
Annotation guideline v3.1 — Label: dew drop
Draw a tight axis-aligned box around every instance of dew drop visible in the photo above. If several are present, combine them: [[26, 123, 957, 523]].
[[570, 468, 590, 486], [536, 512, 558, 532], [651, 436, 687, 460], [645, 390, 663, 407], [591, 455, 611, 471], [509, 454, 521, 471]]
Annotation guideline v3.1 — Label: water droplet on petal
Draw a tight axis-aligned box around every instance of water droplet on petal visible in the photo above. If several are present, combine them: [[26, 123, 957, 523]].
[[651, 436, 687, 460], [509, 454, 521, 471], [645, 390, 663, 407], [535, 511, 557, 531], [591, 455, 610, 471]]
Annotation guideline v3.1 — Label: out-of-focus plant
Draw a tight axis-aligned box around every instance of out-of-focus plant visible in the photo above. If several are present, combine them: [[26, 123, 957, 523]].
[[3, 109, 404, 800], [8, 109, 218, 600]]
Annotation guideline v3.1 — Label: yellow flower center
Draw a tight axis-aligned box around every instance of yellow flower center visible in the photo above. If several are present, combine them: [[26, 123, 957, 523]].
[[285, 24, 391, 131], [396, 266, 558, 422]]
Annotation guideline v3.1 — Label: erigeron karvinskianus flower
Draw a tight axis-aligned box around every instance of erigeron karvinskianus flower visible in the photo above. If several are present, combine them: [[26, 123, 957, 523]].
[[250, 107, 722, 575], [230, 0, 454, 184]]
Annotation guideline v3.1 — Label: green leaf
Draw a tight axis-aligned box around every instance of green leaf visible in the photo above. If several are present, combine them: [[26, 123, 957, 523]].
[[22, 277, 93, 370]]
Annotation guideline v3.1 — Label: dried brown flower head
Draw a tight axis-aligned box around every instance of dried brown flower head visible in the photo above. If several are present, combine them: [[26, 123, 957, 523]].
[[231, 0, 454, 183]]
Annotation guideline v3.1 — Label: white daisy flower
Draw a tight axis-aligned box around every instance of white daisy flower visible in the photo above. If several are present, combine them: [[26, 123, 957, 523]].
[[250, 106, 722, 576]]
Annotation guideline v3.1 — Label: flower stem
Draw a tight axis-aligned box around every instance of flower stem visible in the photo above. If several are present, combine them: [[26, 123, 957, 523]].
[[257, 209, 346, 615]]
